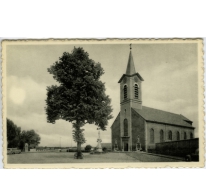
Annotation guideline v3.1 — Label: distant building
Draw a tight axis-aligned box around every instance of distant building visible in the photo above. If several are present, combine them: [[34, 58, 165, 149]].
[[29, 143, 37, 149], [111, 47, 195, 152]]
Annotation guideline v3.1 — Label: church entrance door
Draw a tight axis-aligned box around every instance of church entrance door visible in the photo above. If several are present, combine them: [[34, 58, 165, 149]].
[[124, 143, 128, 151]]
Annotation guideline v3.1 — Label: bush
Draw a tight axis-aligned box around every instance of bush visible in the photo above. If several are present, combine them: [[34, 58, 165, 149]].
[[102, 147, 107, 152], [68, 148, 77, 152], [85, 145, 92, 152]]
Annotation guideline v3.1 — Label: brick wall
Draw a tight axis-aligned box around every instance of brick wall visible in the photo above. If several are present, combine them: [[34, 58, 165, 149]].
[[131, 109, 146, 151], [156, 138, 199, 157], [146, 121, 195, 150], [111, 113, 121, 150]]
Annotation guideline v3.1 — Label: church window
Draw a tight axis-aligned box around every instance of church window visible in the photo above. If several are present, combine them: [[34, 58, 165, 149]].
[[190, 132, 193, 139], [184, 132, 187, 140], [160, 130, 164, 142], [168, 130, 172, 140], [134, 84, 139, 98], [124, 85, 127, 99], [150, 128, 154, 143], [176, 131, 180, 140], [124, 119, 128, 136]]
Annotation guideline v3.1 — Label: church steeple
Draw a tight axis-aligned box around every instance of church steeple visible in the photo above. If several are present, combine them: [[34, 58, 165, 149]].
[[118, 44, 144, 152], [126, 44, 136, 75], [118, 44, 144, 83], [118, 44, 144, 110]]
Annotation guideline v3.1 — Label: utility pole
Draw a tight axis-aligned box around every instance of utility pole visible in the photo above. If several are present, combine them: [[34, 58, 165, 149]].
[[71, 125, 72, 148], [60, 136, 61, 148]]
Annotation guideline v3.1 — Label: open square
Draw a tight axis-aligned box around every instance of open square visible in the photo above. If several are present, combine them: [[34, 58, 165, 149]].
[[7, 151, 183, 164]]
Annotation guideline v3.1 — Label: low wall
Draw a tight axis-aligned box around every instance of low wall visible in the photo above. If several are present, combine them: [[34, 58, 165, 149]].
[[155, 138, 199, 157], [30, 149, 36, 152]]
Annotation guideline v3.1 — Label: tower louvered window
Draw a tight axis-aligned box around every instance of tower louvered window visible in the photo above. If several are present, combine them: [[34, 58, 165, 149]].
[[134, 84, 138, 98], [124, 85, 127, 99]]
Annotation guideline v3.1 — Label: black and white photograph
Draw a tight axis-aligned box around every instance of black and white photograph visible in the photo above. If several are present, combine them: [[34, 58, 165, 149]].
[[2, 39, 204, 168]]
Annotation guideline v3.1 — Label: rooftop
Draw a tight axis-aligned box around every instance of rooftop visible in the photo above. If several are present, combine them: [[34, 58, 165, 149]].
[[133, 106, 194, 128]]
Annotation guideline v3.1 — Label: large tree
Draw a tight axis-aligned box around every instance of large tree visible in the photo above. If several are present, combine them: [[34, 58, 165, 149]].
[[45, 47, 113, 159], [7, 118, 41, 150], [7, 118, 21, 148]]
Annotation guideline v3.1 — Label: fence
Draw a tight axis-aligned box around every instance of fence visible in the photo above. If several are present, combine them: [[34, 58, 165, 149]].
[[155, 138, 199, 157]]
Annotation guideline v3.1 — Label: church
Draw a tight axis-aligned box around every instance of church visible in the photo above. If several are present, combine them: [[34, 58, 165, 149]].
[[111, 45, 195, 152]]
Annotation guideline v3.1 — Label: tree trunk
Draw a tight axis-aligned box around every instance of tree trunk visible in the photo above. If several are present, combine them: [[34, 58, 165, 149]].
[[76, 142, 83, 159], [74, 121, 84, 159]]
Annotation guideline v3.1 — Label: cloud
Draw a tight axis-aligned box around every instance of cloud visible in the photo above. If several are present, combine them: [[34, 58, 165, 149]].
[[7, 76, 48, 117], [9, 87, 26, 104], [143, 61, 198, 106]]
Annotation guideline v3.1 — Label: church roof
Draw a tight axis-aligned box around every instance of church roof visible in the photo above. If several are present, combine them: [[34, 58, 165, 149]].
[[118, 50, 144, 83], [118, 73, 144, 83], [126, 51, 136, 75], [132, 106, 194, 128]]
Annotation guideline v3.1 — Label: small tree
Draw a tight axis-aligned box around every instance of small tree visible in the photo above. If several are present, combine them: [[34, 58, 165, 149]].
[[102, 147, 107, 152], [85, 145, 92, 152], [45, 47, 113, 159], [20, 130, 41, 150]]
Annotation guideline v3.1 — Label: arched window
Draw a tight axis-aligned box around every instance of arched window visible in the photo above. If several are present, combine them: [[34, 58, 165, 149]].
[[124, 119, 128, 136], [124, 85, 127, 99], [150, 128, 154, 143], [168, 130, 172, 140], [134, 84, 138, 98], [176, 131, 180, 140], [160, 130, 164, 142], [184, 132, 187, 139], [184, 132, 187, 140], [190, 132, 193, 139]]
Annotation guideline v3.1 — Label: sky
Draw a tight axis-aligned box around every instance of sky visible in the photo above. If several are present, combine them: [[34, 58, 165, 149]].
[[6, 42, 199, 147]]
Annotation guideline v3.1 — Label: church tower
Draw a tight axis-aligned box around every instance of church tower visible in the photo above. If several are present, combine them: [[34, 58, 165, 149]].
[[118, 44, 144, 151]]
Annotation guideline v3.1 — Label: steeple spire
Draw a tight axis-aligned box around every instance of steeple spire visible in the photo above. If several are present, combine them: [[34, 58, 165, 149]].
[[126, 44, 136, 75]]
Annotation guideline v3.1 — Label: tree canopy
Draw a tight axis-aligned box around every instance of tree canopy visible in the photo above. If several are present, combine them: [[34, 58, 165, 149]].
[[7, 118, 41, 150], [20, 130, 41, 148], [45, 47, 113, 158], [7, 118, 21, 148]]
